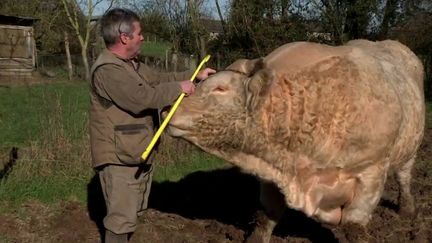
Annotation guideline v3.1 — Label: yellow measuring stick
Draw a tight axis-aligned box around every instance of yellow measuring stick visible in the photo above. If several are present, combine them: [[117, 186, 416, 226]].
[[141, 55, 211, 161]]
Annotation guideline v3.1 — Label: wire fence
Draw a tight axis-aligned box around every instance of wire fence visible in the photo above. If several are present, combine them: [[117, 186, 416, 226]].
[[35, 51, 222, 79], [21, 48, 432, 101]]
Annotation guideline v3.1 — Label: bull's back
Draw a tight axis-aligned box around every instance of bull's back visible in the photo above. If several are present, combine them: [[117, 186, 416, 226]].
[[261, 40, 424, 169], [348, 40, 425, 167]]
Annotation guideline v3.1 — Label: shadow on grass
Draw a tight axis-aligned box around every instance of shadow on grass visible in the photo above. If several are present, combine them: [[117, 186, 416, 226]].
[[149, 166, 337, 243], [87, 174, 106, 240], [86, 166, 336, 242], [0, 147, 18, 180]]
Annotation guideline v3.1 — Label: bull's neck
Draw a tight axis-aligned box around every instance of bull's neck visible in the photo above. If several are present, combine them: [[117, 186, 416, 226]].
[[221, 111, 272, 154], [236, 117, 271, 164], [242, 111, 299, 170], [194, 109, 249, 152]]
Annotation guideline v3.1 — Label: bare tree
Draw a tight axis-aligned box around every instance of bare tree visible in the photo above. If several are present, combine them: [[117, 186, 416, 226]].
[[215, 0, 226, 33], [312, 0, 379, 43], [122, 0, 211, 57], [0, 0, 74, 54], [187, 0, 206, 58], [61, 0, 115, 80], [153, 0, 187, 51], [122, 0, 184, 49]]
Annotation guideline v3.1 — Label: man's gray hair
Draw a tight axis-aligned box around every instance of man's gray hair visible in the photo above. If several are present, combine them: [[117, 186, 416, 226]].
[[100, 8, 140, 47]]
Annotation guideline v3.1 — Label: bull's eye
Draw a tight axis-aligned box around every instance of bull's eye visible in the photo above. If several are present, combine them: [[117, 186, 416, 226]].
[[212, 86, 228, 93]]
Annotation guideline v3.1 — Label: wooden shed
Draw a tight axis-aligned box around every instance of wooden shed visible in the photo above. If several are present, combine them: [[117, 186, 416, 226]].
[[0, 14, 37, 77]]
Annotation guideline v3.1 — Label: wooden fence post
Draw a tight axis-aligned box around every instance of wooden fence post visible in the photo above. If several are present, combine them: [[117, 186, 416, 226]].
[[172, 52, 178, 72], [189, 55, 197, 70], [165, 49, 169, 71], [216, 52, 221, 70]]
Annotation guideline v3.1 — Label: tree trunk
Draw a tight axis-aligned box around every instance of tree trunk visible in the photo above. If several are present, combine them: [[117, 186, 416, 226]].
[[215, 0, 226, 33], [216, 52, 220, 70], [200, 36, 206, 60], [81, 47, 90, 81], [281, 0, 289, 19], [64, 31, 73, 80], [188, 0, 203, 60], [344, 0, 360, 40], [379, 0, 398, 39]]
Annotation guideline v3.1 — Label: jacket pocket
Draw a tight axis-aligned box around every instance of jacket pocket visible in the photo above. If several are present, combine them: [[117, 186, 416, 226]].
[[114, 124, 150, 164]]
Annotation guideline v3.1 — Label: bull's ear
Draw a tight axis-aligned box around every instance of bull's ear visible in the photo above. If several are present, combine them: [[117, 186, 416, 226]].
[[225, 58, 264, 76], [244, 68, 275, 112]]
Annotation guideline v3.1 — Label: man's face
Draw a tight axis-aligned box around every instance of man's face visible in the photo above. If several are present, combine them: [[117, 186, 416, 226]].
[[123, 21, 144, 58]]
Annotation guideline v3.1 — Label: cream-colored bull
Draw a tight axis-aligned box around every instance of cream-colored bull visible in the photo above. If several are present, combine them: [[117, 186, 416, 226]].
[[168, 40, 425, 242]]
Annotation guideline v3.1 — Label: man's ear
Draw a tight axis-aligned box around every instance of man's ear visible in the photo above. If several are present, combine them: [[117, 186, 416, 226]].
[[225, 58, 264, 76], [119, 33, 128, 44], [244, 68, 275, 112]]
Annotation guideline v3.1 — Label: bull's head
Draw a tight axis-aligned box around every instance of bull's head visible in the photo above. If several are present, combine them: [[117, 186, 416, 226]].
[[169, 58, 276, 152]]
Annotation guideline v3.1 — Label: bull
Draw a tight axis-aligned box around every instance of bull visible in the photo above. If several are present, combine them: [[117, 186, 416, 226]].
[[168, 40, 425, 242]]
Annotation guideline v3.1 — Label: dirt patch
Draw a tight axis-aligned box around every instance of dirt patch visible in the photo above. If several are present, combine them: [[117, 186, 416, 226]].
[[1, 130, 432, 243], [50, 201, 100, 243]]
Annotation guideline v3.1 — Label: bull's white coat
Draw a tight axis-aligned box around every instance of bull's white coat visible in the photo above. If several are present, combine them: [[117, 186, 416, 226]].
[[169, 40, 425, 242]]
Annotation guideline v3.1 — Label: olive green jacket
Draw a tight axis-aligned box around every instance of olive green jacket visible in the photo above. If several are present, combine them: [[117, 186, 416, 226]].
[[90, 50, 191, 167]]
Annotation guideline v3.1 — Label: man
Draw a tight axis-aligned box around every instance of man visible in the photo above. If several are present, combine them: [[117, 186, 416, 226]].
[[90, 8, 215, 243]]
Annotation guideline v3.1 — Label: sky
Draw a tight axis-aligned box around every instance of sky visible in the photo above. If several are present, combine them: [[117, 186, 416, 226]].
[[93, 0, 229, 19]]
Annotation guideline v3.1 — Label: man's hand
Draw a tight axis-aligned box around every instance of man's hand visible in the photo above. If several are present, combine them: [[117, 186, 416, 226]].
[[180, 80, 195, 96], [196, 68, 216, 81]]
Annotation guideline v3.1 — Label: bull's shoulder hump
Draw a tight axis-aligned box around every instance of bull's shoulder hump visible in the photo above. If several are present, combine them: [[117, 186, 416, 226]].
[[263, 42, 353, 73]]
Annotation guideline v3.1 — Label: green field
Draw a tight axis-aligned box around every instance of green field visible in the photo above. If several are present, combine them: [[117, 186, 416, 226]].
[[0, 80, 224, 211], [1, 80, 430, 211], [0, 82, 89, 146], [141, 41, 171, 57]]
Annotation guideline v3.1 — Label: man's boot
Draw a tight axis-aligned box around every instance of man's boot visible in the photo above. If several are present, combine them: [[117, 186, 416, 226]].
[[105, 230, 128, 243]]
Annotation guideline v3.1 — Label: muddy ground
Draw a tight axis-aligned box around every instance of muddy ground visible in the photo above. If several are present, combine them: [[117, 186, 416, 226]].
[[1, 129, 431, 243]]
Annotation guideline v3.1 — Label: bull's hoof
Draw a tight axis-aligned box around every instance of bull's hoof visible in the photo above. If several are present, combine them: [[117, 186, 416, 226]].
[[245, 231, 267, 243], [398, 195, 416, 219], [398, 206, 417, 219], [398, 202, 417, 220], [245, 224, 273, 243], [245, 210, 274, 243], [334, 223, 371, 243]]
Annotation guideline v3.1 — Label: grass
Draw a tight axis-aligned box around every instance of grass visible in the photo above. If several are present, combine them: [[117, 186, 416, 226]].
[[0, 174, 89, 205], [0, 80, 225, 212], [0, 152, 225, 213], [0, 81, 89, 146], [0, 80, 93, 208], [2, 78, 428, 213], [153, 151, 226, 182], [141, 41, 171, 58]]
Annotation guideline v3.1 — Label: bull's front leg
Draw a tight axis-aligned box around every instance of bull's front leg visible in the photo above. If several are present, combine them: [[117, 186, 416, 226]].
[[246, 180, 286, 243], [335, 164, 388, 243]]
